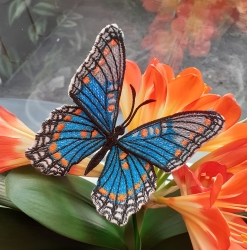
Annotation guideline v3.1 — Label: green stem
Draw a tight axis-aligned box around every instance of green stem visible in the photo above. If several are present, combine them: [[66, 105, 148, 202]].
[[155, 168, 163, 180], [164, 179, 176, 189], [133, 213, 141, 250], [157, 173, 170, 189]]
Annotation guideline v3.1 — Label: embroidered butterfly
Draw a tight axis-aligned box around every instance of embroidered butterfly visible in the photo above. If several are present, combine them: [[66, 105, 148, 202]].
[[25, 24, 224, 226]]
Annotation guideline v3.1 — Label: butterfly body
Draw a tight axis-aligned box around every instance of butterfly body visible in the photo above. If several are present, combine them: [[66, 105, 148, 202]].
[[85, 125, 125, 175], [26, 24, 224, 226]]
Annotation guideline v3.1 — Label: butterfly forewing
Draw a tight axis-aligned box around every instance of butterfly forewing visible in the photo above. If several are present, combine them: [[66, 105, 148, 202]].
[[69, 24, 125, 134], [25, 105, 106, 176], [91, 145, 156, 226], [119, 111, 224, 172]]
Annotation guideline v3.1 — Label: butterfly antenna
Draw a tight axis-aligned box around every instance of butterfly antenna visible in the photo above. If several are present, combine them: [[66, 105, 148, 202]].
[[123, 99, 156, 128], [121, 84, 136, 127]]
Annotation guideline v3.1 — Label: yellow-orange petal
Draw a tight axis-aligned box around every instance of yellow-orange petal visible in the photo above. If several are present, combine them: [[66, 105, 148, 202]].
[[199, 123, 247, 152], [120, 60, 142, 125], [203, 84, 212, 94], [157, 195, 230, 250], [183, 208, 230, 250], [191, 138, 247, 171], [0, 136, 31, 173], [181, 94, 220, 111], [229, 241, 245, 250], [227, 217, 247, 249], [179, 67, 203, 79], [126, 62, 161, 130], [124, 60, 142, 93], [0, 106, 35, 137], [161, 64, 174, 83], [138, 65, 167, 125], [218, 169, 247, 199], [227, 161, 247, 175], [161, 74, 204, 116], [68, 158, 103, 177], [213, 94, 241, 131], [151, 59, 174, 84]]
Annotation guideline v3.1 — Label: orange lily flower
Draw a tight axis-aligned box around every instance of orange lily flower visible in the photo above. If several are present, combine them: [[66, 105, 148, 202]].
[[158, 162, 247, 249], [0, 106, 103, 176], [157, 165, 231, 250], [120, 59, 244, 151], [194, 162, 247, 247]]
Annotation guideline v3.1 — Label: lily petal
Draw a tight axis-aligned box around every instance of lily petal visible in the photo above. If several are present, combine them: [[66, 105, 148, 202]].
[[158, 165, 230, 250], [181, 94, 220, 111], [120, 60, 142, 124], [218, 169, 247, 200], [191, 138, 247, 172], [213, 94, 241, 131], [200, 123, 247, 151], [161, 74, 204, 116], [183, 208, 230, 250], [69, 161, 103, 177], [0, 106, 34, 137], [172, 165, 223, 207], [158, 191, 230, 250]]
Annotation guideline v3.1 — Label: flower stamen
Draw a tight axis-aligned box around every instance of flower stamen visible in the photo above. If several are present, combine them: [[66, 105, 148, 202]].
[[229, 222, 247, 231], [216, 201, 247, 211], [222, 211, 247, 219]]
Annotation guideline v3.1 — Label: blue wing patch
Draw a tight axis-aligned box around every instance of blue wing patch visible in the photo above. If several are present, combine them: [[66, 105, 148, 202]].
[[119, 111, 224, 172], [25, 105, 106, 176], [91, 146, 156, 226], [69, 24, 125, 133]]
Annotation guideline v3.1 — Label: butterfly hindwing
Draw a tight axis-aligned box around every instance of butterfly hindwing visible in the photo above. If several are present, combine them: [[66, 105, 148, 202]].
[[25, 105, 106, 176], [91, 145, 156, 226], [119, 111, 224, 172], [69, 24, 125, 134]]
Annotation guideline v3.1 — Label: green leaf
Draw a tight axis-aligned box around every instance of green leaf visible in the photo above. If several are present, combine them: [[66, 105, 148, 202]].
[[62, 20, 77, 28], [35, 18, 47, 35], [69, 12, 83, 20], [0, 207, 111, 250], [28, 25, 39, 44], [151, 233, 193, 250], [140, 207, 187, 250], [8, 0, 31, 26], [56, 14, 65, 25], [0, 55, 13, 78], [22, 61, 34, 79], [3, 47, 20, 63], [32, 2, 57, 16], [69, 31, 82, 51], [5, 167, 126, 250], [27, 17, 47, 43], [0, 174, 18, 209]]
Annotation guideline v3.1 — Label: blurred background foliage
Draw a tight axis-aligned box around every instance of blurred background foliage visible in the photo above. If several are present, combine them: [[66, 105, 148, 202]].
[[0, 0, 246, 118], [0, 0, 83, 85], [141, 0, 247, 71]]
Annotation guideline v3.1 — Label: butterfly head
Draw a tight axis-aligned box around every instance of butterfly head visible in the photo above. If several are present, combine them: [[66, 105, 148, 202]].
[[114, 125, 125, 136]]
